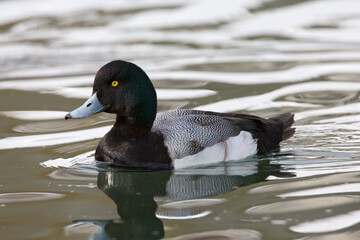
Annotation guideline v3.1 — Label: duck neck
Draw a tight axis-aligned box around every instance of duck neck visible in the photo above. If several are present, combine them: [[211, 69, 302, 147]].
[[114, 112, 155, 137]]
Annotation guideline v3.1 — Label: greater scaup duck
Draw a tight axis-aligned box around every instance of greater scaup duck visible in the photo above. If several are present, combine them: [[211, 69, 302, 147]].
[[65, 60, 295, 170]]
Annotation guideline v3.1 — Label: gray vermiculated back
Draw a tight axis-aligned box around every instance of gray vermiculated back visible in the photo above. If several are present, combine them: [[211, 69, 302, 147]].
[[152, 109, 241, 159]]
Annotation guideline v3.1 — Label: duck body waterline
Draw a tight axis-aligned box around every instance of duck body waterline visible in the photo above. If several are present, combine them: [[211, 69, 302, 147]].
[[65, 60, 295, 170]]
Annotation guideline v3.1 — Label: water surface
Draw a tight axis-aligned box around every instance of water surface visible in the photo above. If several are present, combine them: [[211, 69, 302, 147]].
[[1, 0, 360, 239]]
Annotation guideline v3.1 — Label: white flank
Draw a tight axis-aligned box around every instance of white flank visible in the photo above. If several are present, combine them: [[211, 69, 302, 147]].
[[174, 131, 257, 169]]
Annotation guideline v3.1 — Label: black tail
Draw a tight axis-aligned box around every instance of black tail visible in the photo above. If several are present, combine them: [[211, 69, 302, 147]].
[[270, 113, 295, 141]]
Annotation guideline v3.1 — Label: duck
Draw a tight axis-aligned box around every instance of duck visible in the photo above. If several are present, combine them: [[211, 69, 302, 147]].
[[65, 60, 295, 170]]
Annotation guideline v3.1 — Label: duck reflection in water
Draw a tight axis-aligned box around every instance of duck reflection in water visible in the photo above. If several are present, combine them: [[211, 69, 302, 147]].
[[76, 158, 293, 240]]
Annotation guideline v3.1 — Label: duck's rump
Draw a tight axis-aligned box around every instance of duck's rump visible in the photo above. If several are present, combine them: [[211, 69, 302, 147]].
[[152, 109, 295, 167]]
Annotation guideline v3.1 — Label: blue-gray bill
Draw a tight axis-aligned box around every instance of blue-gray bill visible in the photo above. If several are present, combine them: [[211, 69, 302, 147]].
[[65, 93, 105, 119]]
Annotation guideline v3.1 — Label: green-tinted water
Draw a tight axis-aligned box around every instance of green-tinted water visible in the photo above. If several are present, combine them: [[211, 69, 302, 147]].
[[1, 0, 360, 239]]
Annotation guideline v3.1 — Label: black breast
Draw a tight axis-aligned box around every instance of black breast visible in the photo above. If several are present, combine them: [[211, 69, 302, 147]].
[[95, 129, 172, 170]]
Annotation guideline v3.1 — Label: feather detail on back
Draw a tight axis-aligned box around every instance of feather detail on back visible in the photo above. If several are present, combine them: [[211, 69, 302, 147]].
[[153, 110, 241, 159], [152, 109, 295, 163]]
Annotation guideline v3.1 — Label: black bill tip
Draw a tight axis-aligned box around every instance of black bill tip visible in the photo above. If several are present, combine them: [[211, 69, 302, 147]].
[[65, 113, 71, 120]]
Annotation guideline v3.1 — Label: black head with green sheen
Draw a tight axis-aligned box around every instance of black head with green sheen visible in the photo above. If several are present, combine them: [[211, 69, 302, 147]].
[[65, 60, 157, 128]]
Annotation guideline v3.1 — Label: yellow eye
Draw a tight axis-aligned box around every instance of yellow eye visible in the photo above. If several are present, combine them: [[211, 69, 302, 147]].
[[111, 81, 118, 87]]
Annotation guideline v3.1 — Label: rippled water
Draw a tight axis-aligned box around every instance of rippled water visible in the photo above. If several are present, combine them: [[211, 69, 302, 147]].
[[1, 0, 360, 239]]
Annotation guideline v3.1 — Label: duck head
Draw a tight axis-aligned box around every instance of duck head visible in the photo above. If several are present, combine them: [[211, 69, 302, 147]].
[[65, 60, 157, 128]]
